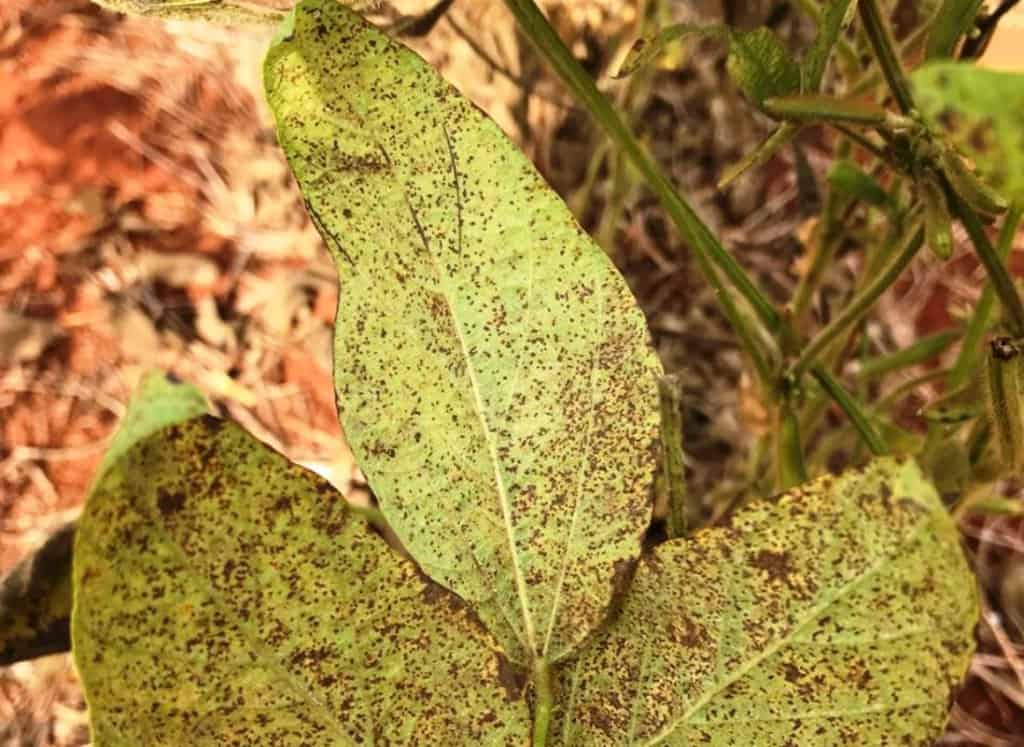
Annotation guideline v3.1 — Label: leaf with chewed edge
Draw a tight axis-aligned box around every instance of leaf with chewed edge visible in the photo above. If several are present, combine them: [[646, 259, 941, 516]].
[[264, 0, 662, 666], [554, 458, 977, 746], [72, 416, 531, 745]]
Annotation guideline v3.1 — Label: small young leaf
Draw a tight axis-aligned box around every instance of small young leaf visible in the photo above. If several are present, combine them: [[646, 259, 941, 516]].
[[555, 458, 977, 745], [619, 24, 800, 109], [925, 0, 983, 60], [73, 417, 531, 745], [801, 0, 856, 91], [827, 159, 890, 207], [912, 62, 1024, 203], [265, 0, 662, 665], [727, 27, 802, 107]]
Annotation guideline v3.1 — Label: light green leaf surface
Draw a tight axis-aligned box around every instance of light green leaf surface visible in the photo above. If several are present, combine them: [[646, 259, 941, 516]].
[[95, 370, 209, 478], [72, 416, 531, 745], [265, 0, 662, 665], [555, 458, 977, 745], [912, 61, 1024, 203]]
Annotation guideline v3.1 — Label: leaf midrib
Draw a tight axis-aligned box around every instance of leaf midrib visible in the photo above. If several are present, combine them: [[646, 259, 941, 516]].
[[400, 173, 538, 657]]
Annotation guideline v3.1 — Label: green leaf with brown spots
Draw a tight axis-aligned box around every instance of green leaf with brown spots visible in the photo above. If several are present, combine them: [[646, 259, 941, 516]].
[[911, 61, 1024, 203], [554, 458, 977, 746], [0, 372, 206, 667], [264, 0, 662, 666], [72, 416, 531, 745]]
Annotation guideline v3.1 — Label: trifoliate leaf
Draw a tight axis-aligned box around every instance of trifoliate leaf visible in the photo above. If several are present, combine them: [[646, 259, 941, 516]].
[[555, 458, 977, 745]]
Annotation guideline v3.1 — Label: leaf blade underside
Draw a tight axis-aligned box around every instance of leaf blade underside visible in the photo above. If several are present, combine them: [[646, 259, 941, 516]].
[[72, 416, 531, 746], [264, 0, 662, 664], [555, 458, 977, 746]]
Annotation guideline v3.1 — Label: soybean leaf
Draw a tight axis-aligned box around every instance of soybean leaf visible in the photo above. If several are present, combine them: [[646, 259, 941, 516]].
[[912, 62, 1024, 203], [926, 0, 983, 59], [727, 27, 802, 107], [0, 371, 206, 666], [264, 0, 662, 666], [801, 0, 856, 91], [72, 416, 531, 745], [555, 458, 977, 745], [827, 159, 891, 207]]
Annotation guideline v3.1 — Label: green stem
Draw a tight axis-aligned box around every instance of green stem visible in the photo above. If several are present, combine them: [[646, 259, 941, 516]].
[[792, 221, 924, 379], [658, 374, 692, 538], [832, 123, 888, 162], [949, 201, 1024, 389], [858, 0, 915, 114], [777, 400, 808, 490], [763, 95, 888, 125], [532, 658, 553, 747], [858, 329, 959, 380], [947, 188, 1024, 337], [347, 503, 389, 532], [811, 367, 889, 456], [503, 0, 781, 338]]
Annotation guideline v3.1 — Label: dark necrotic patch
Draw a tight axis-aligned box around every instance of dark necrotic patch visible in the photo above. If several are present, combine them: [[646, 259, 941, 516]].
[[157, 488, 186, 517]]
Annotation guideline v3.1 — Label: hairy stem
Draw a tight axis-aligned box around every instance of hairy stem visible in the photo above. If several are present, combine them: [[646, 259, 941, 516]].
[[777, 400, 808, 491], [532, 657, 553, 747], [811, 367, 889, 456], [858, 0, 914, 113], [949, 202, 1024, 389], [947, 189, 1024, 338], [658, 374, 692, 539], [858, 329, 959, 380]]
